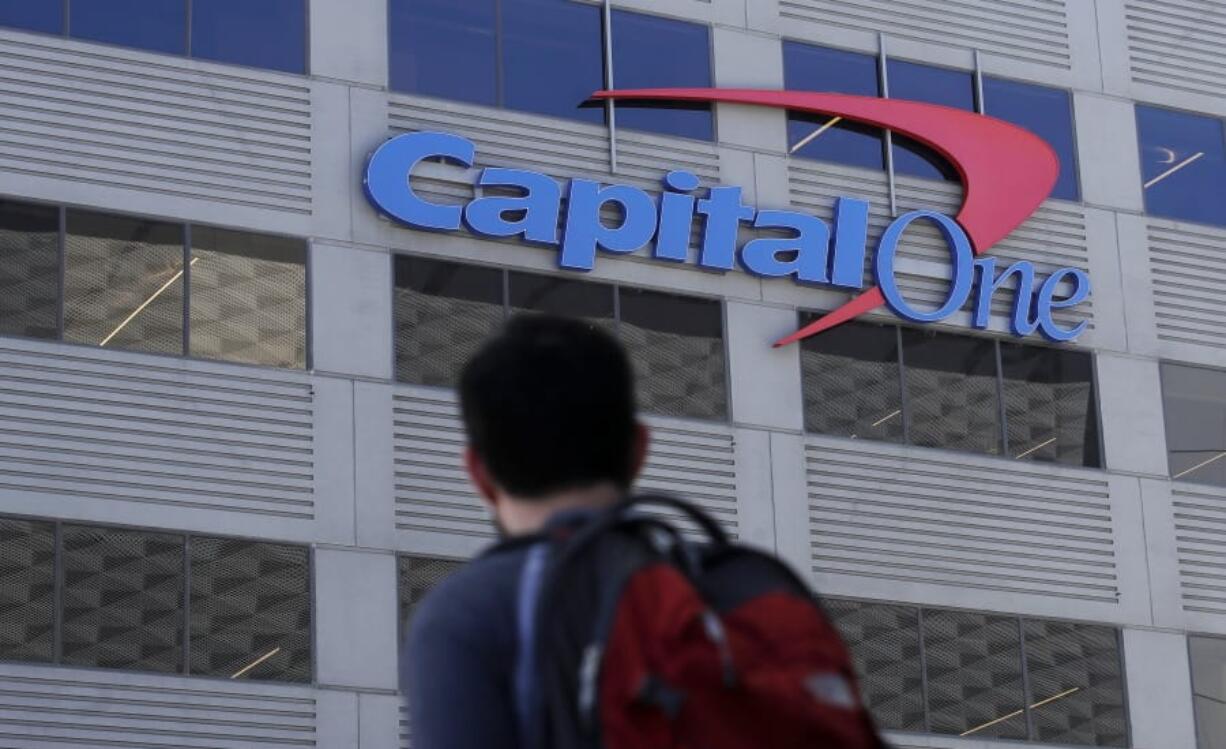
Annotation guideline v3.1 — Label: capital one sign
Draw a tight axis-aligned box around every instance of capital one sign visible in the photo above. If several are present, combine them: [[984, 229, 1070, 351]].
[[364, 88, 1089, 345]]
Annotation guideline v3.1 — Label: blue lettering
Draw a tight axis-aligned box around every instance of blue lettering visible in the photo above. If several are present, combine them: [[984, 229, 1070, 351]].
[[464, 168, 560, 244], [972, 258, 1040, 336], [830, 197, 870, 289], [364, 132, 474, 230], [559, 180, 658, 271], [740, 210, 831, 283], [876, 210, 975, 323], [1035, 267, 1091, 342], [655, 170, 700, 262], [696, 186, 755, 271]]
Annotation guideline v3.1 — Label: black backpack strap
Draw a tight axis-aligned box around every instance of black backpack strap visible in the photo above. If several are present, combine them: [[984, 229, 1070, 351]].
[[513, 540, 550, 749]]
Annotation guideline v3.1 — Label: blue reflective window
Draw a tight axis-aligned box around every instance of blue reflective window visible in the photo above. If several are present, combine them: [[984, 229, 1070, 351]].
[[191, 0, 306, 74], [983, 77, 1079, 201], [503, 0, 603, 124], [1136, 105, 1226, 227], [887, 60, 974, 181], [69, 0, 187, 55], [611, 10, 713, 141], [783, 42, 883, 170], [0, 1, 63, 34], [389, 0, 497, 106]]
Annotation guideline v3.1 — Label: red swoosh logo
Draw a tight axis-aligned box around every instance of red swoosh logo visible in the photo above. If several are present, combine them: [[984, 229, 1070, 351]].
[[592, 88, 1059, 347]]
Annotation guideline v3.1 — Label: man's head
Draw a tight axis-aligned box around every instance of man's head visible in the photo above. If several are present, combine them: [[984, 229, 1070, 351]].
[[459, 314, 649, 531]]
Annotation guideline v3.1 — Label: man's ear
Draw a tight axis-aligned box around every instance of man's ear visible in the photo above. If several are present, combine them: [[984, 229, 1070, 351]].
[[629, 421, 651, 481], [464, 446, 500, 508]]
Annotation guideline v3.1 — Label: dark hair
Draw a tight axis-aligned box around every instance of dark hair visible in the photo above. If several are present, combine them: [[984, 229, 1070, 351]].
[[459, 314, 638, 499]]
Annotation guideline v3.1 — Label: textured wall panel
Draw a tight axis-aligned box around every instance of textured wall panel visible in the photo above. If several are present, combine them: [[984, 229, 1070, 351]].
[[392, 385, 739, 541], [1126, 0, 1226, 97], [779, 0, 1072, 69], [806, 436, 1118, 601], [1149, 222, 1226, 349], [0, 30, 311, 214], [0, 338, 314, 520], [0, 663, 316, 747], [1173, 484, 1226, 615]]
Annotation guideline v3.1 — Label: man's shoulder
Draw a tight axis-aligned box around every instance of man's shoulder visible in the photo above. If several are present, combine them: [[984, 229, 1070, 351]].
[[411, 541, 534, 635]]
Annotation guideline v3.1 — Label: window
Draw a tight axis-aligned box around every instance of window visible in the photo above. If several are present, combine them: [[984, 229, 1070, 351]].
[[610, 10, 714, 141], [397, 555, 463, 636], [1136, 105, 1226, 228], [888, 60, 975, 181], [783, 42, 884, 170], [394, 256, 728, 420], [0, 198, 308, 369], [1191, 635, 1226, 749], [829, 599, 1129, 746], [389, 1, 713, 139], [0, 1, 306, 73], [800, 312, 1101, 466], [0, 516, 311, 683], [983, 78, 1080, 201], [1161, 363, 1226, 487]]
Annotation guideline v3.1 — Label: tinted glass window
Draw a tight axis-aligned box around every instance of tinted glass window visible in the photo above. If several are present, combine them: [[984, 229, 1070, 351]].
[[618, 287, 726, 420], [190, 537, 311, 682], [924, 610, 1027, 739], [0, 1, 63, 34], [1023, 621, 1127, 747], [395, 256, 505, 388], [1162, 363, 1226, 487], [389, 0, 498, 104], [398, 556, 462, 637], [64, 210, 185, 356], [191, 0, 306, 74], [1191, 635, 1226, 749], [826, 599, 924, 731], [70, 0, 187, 55], [611, 10, 714, 140], [1001, 344, 1100, 467], [60, 525, 184, 673], [784, 42, 883, 170], [190, 227, 306, 368], [509, 271, 615, 328], [902, 328, 1000, 455], [503, 0, 603, 124], [888, 60, 974, 181], [1136, 105, 1226, 227], [0, 200, 59, 341], [983, 78, 1079, 201], [0, 518, 54, 664], [800, 318, 902, 443]]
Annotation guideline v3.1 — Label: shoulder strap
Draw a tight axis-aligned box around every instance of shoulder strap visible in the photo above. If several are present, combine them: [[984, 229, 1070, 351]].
[[513, 541, 550, 749]]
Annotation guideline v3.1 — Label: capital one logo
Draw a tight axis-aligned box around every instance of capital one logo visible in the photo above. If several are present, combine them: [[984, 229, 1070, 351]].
[[365, 88, 1089, 345]]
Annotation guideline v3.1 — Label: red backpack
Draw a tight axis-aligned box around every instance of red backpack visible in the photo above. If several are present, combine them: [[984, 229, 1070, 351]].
[[512, 494, 890, 749]]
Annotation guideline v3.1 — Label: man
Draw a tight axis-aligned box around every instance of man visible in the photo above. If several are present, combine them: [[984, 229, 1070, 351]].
[[401, 314, 649, 749]]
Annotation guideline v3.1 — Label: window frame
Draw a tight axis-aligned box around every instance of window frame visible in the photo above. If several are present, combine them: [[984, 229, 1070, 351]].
[[390, 252, 732, 423], [0, 511, 315, 684], [0, 195, 311, 370], [1158, 359, 1226, 489], [1134, 102, 1226, 229], [797, 313, 1105, 469]]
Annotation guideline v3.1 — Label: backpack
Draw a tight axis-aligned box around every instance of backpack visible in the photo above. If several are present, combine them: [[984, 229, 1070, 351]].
[[512, 493, 890, 749]]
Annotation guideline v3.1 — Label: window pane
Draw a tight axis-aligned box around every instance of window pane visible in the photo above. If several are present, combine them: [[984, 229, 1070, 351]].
[[923, 609, 1027, 739], [61, 525, 183, 673], [389, 0, 497, 105], [190, 537, 311, 682], [1162, 363, 1226, 487], [826, 599, 925, 731], [0, 200, 59, 341], [784, 42, 883, 170], [189, 227, 306, 368], [888, 60, 974, 181], [800, 318, 903, 443], [0, 1, 63, 34], [0, 518, 54, 663], [1191, 635, 1226, 749], [503, 0, 603, 124], [1136, 105, 1226, 227], [903, 329, 1000, 455], [398, 556, 462, 636], [1001, 344, 1100, 467], [983, 78, 1080, 201], [64, 210, 184, 355], [611, 10, 714, 140], [618, 288, 726, 420], [395, 256, 505, 388], [1023, 620, 1127, 747], [191, 0, 305, 73], [509, 271, 615, 332], [69, 0, 187, 55]]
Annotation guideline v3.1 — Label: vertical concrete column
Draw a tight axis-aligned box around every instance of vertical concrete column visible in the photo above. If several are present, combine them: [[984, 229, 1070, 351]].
[[309, 0, 388, 87], [1123, 629, 1199, 749], [1073, 93, 1144, 215], [1095, 353, 1169, 477], [310, 243, 393, 380], [710, 27, 786, 153]]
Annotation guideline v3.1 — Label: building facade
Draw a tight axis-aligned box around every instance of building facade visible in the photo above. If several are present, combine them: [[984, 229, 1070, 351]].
[[0, 0, 1224, 747]]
